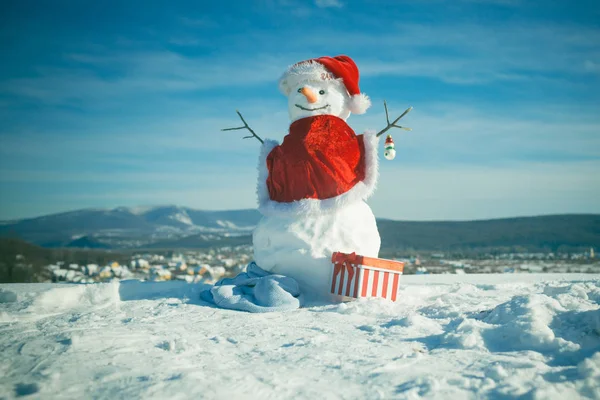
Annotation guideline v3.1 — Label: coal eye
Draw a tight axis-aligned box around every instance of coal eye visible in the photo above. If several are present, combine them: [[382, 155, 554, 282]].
[[297, 88, 302, 93], [319, 90, 325, 95]]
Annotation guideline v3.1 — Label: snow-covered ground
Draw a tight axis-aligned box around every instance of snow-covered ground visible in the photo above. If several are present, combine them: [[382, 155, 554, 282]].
[[1, 274, 599, 399]]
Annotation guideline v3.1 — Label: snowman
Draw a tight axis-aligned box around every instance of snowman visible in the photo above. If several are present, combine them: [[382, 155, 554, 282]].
[[223, 55, 411, 298]]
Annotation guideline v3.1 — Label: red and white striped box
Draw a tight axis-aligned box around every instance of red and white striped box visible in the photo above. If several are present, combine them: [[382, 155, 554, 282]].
[[330, 252, 405, 301]]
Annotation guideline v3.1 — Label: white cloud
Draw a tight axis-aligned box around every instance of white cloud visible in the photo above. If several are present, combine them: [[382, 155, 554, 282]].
[[179, 16, 219, 28], [584, 60, 600, 73], [3, 159, 598, 221], [0, 104, 290, 162], [2, 98, 599, 222], [0, 185, 259, 220], [1, 51, 290, 106], [459, 0, 520, 4], [350, 100, 600, 165], [3, 20, 598, 109], [315, 0, 343, 8], [318, 22, 600, 84], [2, 97, 597, 172], [2, 14, 599, 220], [370, 161, 600, 220]]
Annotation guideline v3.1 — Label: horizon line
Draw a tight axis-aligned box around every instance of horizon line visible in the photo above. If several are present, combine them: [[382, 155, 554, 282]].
[[2, 205, 598, 224]]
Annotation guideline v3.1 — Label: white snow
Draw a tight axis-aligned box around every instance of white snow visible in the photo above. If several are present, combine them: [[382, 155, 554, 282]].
[[1, 274, 599, 399], [169, 210, 193, 226], [120, 206, 155, 215], [215, 219, 239, 229]]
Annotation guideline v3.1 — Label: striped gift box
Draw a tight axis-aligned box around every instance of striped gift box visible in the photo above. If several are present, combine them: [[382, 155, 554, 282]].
[[330, 252, 405, 301]]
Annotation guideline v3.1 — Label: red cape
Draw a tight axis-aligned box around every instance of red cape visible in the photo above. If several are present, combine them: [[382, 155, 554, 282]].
[[257, 115, 379, 215], [266, 115, 366, 203]]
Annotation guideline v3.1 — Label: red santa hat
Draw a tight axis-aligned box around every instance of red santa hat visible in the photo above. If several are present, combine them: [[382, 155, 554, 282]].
[[278, 55, 371, 115]]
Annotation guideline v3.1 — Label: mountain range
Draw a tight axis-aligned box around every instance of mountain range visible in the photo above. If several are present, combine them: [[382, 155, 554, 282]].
[[0, 206, 261, 249], [1, 206, 599, 253]]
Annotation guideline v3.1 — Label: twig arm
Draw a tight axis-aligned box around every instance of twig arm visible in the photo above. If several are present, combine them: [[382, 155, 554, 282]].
[[221, 110, 264, 144], [384, 100, 390, 125], [376, 102, 413, 137]]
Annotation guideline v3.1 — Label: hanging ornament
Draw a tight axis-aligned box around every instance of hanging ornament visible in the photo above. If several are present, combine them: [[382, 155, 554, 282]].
[[384, 134, 396, 160], [375, 102, 412, 161]]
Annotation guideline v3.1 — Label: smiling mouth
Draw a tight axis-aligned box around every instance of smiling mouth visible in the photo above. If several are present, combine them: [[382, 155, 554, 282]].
[[295, 104, 330, 111]]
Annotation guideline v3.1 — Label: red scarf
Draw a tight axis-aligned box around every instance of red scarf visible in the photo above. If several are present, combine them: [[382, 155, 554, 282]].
[[266, 115, 366, 203]]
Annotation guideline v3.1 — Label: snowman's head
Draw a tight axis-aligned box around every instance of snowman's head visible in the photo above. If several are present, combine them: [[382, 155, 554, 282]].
[[287, 79, 350, 122], [279, 56, 371, 123]]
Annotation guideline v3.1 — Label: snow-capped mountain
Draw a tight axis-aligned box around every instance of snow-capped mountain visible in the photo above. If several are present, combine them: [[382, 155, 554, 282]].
[[0, 206, 262, 248], [1, 209, 598, 251]]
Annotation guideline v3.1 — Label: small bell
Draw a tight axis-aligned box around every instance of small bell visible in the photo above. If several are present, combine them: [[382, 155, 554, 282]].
[[384, 134, 396, 160]]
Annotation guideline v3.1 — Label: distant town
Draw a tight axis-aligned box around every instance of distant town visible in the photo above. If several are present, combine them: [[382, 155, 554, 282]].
[[33, 246, 600, 284], [43, 245, 253, 284]]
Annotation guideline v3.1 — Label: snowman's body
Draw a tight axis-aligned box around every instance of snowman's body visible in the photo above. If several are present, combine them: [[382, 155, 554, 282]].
[[253, 201, 380, 296], [251, 57, 381, 297]]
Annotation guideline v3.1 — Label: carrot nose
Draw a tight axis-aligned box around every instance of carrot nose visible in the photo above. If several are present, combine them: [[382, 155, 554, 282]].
[[301, 87, 318, 104]]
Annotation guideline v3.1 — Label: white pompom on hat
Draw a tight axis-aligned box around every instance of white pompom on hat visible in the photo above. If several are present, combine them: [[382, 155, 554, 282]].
[[278, 55, 371, 115]]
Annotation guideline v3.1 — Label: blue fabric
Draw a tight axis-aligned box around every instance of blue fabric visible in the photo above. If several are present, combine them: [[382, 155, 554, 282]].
[[199, 262, 303, 313]]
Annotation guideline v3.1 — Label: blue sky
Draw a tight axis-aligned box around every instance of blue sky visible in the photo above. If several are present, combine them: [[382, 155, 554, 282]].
[[0, 0, 599, 221]]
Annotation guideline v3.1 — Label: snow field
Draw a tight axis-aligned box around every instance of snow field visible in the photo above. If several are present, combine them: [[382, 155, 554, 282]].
[[0, 274, 599, 399]]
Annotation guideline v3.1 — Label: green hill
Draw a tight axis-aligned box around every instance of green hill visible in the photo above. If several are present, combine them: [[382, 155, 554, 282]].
[[378, 214, 600, 254]]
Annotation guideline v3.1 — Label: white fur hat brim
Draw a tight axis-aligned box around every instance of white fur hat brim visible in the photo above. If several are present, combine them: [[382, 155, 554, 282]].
[[278, 61, 330, 95], [279, 59, 371, 115], [347, 93, 371, 115]]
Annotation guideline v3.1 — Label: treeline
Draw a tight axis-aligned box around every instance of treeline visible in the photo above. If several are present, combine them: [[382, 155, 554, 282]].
[[378, 214, 600, 254]]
